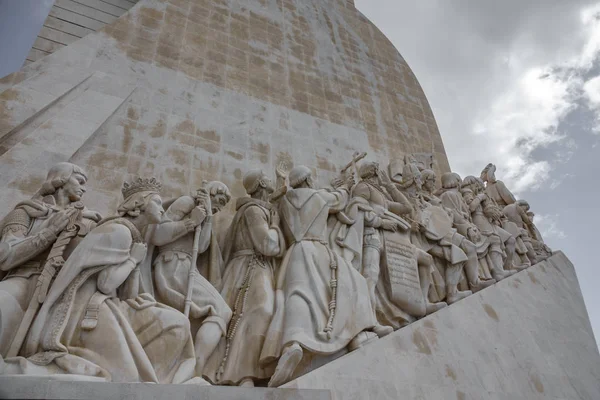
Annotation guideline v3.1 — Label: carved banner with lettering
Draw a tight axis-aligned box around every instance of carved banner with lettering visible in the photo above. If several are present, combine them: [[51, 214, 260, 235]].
[[381, 230, 424, 311]]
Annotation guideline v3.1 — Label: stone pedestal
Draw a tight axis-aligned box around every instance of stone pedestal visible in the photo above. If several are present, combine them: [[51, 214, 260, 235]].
[[1, 252, 598, 399], [283, 251, 600, 400]]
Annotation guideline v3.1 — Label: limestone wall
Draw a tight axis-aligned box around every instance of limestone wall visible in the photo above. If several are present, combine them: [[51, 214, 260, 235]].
[[284, 251, 600, 400], [0, 0, 449, 226]]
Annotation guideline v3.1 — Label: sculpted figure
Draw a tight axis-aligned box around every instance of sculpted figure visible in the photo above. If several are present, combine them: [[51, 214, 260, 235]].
[[260, 166, 376, 387], [205, 169, 286, 387], [440, 173, 512, 281], [503, 200, 538, 265], [150, 181, 233, 376], [462, 176, 530, 270], [480, 163, 516, 208], [419, 169, 444, 207], [526, 211, 553, 261], [396, 164, 494, 303], [0, 163, 101, 357], [2, 178, 197, 383], [351, 162, 445, 331]]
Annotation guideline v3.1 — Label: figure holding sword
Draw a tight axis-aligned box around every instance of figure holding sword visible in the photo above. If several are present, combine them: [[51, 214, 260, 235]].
[[0, 163, 101, 357]]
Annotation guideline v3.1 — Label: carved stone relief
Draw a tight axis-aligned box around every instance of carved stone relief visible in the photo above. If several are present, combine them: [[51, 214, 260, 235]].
[[0, 157, 553, 387]]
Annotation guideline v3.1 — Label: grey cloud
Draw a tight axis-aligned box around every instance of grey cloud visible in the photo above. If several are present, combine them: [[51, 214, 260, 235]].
[[357, 0, 600, 346]]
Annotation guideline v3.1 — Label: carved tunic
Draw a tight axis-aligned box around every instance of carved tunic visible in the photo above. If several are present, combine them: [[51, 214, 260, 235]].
[[352, 181, 417, 328], [152, 196, 232, 338], [260, 188, 376, 364], [206, 197, 285, 385], [0, 197, 99, 357]]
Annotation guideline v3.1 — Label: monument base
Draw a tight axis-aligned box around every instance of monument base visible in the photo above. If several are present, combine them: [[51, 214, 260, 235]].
[[0, 377, 329, 400], [284, 251, 600, 399], [1, 252, 598, 400]]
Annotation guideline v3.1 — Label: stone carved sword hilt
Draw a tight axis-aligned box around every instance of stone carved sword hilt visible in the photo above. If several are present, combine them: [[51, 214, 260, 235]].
[[6, 201, 84, 357]]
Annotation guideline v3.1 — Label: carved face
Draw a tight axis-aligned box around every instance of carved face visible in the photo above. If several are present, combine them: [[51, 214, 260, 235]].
[[423, 177, 436, 192], [144, 194, 164, 224], [211, 193, 230, 214], [260, 175, 275, 194], [61, 173, 87, 202]]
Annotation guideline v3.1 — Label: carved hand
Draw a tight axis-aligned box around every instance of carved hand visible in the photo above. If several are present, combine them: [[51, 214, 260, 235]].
[[410, 220, 420, 233], [276, 161, 288, 179], [331, 177, 344, 189], [195, 188, 212, 216], [190, 206, 207, 226], [378, 168, 392, 186], [381, 220, 398, 232], [129, 243, 148, 265], [270, 208, 280, 227], [41, 208, 78, 235]]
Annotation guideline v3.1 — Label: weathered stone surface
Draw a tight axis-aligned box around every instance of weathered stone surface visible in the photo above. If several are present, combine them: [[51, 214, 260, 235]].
[[0, 0, 450, 221], [0, 377, 330, 400], [284, 251, 600, 400]]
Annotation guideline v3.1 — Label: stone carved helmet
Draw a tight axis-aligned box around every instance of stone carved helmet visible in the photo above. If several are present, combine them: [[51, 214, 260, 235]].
[[421, 169, 436, 191], [462, 176, 483, 193], [38, 162, 88, 197], [397, 162, 422, 189], [516, 199, 530, 211], [441, 172, 462, 189], [289, 165, 313, 188]]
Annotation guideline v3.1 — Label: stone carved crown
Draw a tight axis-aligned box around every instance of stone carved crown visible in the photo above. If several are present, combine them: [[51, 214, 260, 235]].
[[122, 177, 162, 199]]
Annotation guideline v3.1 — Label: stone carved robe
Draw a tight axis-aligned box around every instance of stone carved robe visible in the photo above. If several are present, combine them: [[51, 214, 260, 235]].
[[205, 197, 285, 385], [151, 196, 232, 339], [2, 220, 196, 384], [260, 188, 375, 365], [0, 196, 100, 357]]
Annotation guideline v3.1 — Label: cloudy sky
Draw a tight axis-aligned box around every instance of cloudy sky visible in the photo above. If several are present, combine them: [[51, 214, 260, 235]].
[[356, 0, 600, 346]]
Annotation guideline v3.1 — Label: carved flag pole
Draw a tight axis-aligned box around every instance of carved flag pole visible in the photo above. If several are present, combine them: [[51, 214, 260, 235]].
[[184, 187, 209, 318], [184, 226, 202, 318], [7, 202, 84, 357]]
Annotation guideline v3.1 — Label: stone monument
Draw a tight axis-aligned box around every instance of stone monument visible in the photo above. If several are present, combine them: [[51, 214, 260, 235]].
[[0, 0, 598, 399]]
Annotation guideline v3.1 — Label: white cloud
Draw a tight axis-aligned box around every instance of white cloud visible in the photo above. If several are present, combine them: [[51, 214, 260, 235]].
[[549, 173, 575, 190], [358, 1, 600, 195], [583, 75, 600, 132], [533, 213, 567, 240], [459, 4, 600, 193], [471, 66, 578, 193]]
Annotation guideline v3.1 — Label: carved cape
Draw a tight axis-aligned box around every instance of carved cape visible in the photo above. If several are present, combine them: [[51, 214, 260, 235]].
[[3, 220, 196, 383], [205, 197, 285, 385]]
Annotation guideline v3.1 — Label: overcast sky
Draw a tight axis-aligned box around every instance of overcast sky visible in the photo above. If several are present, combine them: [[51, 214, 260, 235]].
[[356, 0, 600, 346]]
